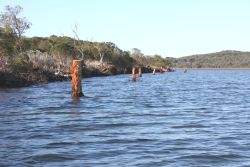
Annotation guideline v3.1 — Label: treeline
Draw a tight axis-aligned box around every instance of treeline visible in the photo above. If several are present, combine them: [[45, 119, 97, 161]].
[[0, 33, 135, 73], [0, 5, 171, 75], [167, 50, 250, 68], [0, 31, 172, 74]]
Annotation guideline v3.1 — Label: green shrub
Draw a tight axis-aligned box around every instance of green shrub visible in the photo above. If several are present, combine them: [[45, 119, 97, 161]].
[[11, 53, 33, 72]]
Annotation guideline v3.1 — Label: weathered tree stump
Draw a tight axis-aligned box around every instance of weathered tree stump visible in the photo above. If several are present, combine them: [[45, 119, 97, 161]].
[[138, 67, 142, 77], [132, 67, 136, 81], [71, 60, 83, 97], [153, 68, 156, 75]]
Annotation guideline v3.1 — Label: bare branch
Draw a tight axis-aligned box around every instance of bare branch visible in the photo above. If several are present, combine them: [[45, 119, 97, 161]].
[[72, 23, 85, 61]]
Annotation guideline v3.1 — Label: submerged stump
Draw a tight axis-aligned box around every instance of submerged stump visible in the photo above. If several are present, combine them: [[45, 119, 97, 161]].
[[138, 67, 142, 77], [132, 67, 136, 81], [71, 60, 83, 97]]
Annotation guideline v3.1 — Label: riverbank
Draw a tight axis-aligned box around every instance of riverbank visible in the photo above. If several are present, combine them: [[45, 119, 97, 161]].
[[0, 63, 161, 88], [0, 71, 70, 88]]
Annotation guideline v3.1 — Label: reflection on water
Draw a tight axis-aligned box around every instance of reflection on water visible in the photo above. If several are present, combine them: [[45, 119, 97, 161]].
[[0, 70, 250, 167]]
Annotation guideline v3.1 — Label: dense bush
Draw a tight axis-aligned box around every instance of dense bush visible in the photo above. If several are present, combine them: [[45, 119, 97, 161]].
[[11, 53, 33, 72]]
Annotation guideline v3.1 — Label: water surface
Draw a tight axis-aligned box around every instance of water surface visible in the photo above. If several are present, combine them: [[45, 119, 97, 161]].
[[0, 70, 250, 166]]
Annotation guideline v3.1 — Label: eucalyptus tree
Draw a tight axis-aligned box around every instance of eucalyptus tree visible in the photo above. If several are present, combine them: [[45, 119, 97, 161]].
[[0, 5, 31, 52]]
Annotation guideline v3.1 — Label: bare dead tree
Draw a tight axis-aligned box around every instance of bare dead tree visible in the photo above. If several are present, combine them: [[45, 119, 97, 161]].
[[72, 24, 85, 61], [96, 44, 104, 64], [93, 43, 107, 64]]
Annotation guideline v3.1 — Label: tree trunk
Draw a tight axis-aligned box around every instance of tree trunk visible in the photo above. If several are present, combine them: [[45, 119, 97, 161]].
[[71, 60, 83, 97], [99, 53, 103, 64], [153, 68, 156, 75], [132, 67, 136, 81], [138, 67, 142, 77]]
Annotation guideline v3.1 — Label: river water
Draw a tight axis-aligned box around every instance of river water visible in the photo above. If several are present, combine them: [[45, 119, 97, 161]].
[[0, 70, 250, 167]]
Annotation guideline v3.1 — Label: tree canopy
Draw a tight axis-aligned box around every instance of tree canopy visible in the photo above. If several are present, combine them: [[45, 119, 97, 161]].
[[0, 5, 31, 38]]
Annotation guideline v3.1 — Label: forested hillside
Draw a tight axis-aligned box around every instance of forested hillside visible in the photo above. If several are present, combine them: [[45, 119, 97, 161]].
[[167, 50, 250, 68]]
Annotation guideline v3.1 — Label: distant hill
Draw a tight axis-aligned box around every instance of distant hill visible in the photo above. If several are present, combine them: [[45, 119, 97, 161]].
[[167, 50, 250, 68]]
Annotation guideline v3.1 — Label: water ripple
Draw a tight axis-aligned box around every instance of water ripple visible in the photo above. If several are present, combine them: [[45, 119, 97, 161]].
[[1, 71, 250, 166]]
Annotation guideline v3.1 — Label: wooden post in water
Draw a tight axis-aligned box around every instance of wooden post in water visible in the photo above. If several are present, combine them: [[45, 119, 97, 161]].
[[71, 60, 83, 97], [132, 67, 136, 81], [153, 68, 156, 75], [138, 67, 142, 77]]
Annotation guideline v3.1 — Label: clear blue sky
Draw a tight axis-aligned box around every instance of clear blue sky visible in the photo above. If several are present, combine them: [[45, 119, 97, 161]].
[[1, 0, 250, 57]]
